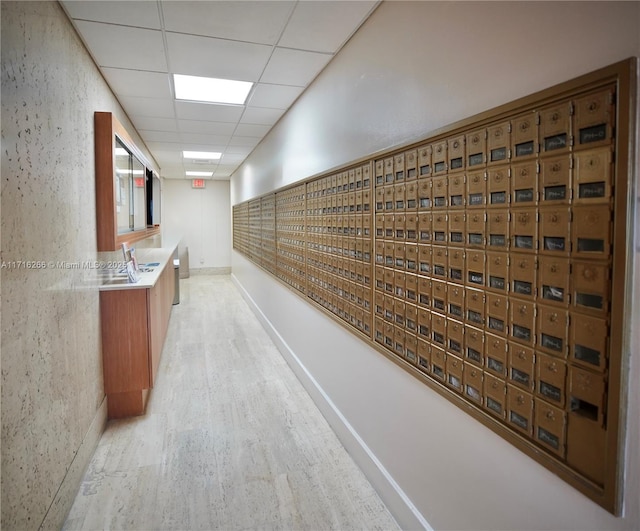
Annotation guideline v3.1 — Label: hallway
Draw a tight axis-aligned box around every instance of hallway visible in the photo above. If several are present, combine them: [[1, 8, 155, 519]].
[[63, 275, 400, 530]]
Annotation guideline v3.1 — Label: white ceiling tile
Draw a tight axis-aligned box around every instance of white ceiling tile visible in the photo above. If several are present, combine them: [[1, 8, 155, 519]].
[[234, 123, 272, 138], [177, 120, 236, 136], [221, 152, 248, 164], [240, 107, 285, 126], [225, 145, 254, 156], [161, 1, 294, 45], [248, 83, 304, 109], [278, 1, 378, 53], [180, 133, 232, 145], [260, 47, 332, 86], [61, 1, 161, 29], [214, 166, 235, 178], [119, 96, 175, 118], [228, 136, 261, 148], [73, 21, 167, 71], [101, 68, 172, 99], [130, 116, 179, 132], [140, 130, 182, 143], [175, 101, 244, 122], [166, 32, 272, 81]]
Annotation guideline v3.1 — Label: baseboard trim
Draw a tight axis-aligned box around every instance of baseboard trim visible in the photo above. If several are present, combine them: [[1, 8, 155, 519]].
[[41, 396, 108, 530], [232, 273, 431, 531], [189, 266, 231, 276]]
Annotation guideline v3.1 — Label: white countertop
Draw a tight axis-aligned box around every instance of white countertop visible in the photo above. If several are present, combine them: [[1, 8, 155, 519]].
[[98, 245, 177, 291]]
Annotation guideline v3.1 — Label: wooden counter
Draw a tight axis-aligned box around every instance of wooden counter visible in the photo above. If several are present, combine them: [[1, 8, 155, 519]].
[[99, 248, 176, 418]]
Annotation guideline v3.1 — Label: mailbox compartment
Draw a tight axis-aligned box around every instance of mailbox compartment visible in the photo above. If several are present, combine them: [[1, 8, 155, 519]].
[[432, 212, 448, 245], [448, 134, 466, 172], [394, 184, 406, 212], [465, 325, 484, 366], [394, 153, 406, 182], [467, 210, 486, 248], [465, 287, 485, 327], [510, 253, 537, 300], [511, 208, 537, 252], [431, 346, 446, 381], [574, 87, 615, 150], [507, 386, 534, 436], [448, 172, 466, 208], [466, 128, 487, 168], [484, 373, 507, 419], [487, 166, 510, 207], [405, 333, 418, 364], [418, 178, 432, 210], [418, 212, 432, 242], [418, 276, 431, 308], [511, 112, 539, 160], [448, 283, 465, 320], [509, 297, 536, 346], [405, 149, 418, 181], [417, 338, 431, 374], [535, 398, 566, 457], [512, 160, 539, 205], [418, 306, 431, 340], [487, 209, 509, 249], [486, 293, 508, 336], [464, 362, 484, 404], [447, 318, 465, 356], [485, 332, 508, 378], [446, 354, 464, 393], [405, 272, 418, 303], [448, 247, 465, 285], [432, 140, 448, 175], [432, 246, 447, 278], [540, 154, 571, 203], [539, 207, 571, 256], [536, 353, 567, 406], [405, 243, 418, 272], [487, 251, 509, 293], [539, 256, 570, 306], [570, 313, 608, 372], [406, 181, 419, 211], [487, 121, 510, 165], [572, 260, 610, 315], [384, 185, 394, 211], [431, 311, 447, 347], [537, 305, 569, 357], [405, 302, 418, 333], [573, 146, 613, 204], [432, 175, 448, 209], [418, 244, 431, 276], [406, 213, 418, 242], [431, 279, 447, 314], [393, 326, 406, 357], [572, 205, 612, 259], [508, 342, 535, 391], [539, 102, 572, 154], [418, 144, 432, 177], [384, 157, 394, 184], [448, 211, 466, 246], [466, 249, 485, 287], [467, 168, 487, 208]]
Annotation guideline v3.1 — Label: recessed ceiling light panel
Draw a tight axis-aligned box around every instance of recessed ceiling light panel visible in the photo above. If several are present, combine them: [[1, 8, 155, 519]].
[[174, 74, 253, 105], [182, 150, 221, 160], [186, 171, 213, 177]]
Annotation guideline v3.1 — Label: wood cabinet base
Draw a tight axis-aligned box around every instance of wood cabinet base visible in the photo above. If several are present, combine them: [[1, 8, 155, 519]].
[[107, 389, 149, 419]]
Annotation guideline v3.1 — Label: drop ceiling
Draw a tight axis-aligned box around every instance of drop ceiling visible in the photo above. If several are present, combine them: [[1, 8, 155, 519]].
[[60, 0, 379, 180]]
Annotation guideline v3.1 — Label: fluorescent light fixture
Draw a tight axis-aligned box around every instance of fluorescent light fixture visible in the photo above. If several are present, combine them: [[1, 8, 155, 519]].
[[186, 171, 213, 177], [182, 150, 221, 160], [174, 74, 253, 105]]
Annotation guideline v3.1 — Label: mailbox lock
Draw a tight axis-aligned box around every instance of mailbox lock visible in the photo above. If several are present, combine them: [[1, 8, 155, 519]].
[[517, 395, 525, 405], [551, 112, 560, 123], [517, 350, 527, 360], [550, 213, 559, 223], [588, 100, 599, 113], [495, 171, 504, 182], [471, 369, 478, 377], [493, 340, 501, 348], [549, 313, 558, 323], [550, 264, 558, 273], [491, 380, 499, 389], [547, 361, 558, 373], [546, 410, 556, 421], [494, 300, 501, 308], [519, 305, 528, 315], [520, 121, 530, 132]]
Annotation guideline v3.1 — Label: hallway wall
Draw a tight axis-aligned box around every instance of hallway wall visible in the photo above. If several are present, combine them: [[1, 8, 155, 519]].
[[1, 2, 159, 528], [232, 2, 640, 529], [162, 179, 231, 272]]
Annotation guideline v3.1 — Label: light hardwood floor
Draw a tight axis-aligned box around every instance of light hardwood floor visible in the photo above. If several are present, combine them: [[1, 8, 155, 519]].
[[63, 275, 400, 530]]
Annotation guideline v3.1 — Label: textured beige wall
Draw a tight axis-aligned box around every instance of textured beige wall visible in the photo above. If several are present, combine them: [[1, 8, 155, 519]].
[[0, 2, 153, 528], [232, 1, 640, 529]]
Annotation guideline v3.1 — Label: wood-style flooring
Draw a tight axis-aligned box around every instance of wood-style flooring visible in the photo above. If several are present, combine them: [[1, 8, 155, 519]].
[[63, 275, 400, 530]]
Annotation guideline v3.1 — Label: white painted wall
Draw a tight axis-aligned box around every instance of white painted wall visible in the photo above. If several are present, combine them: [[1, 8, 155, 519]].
[[162, 179, 231, 270], [231, 1, 640, 530]]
